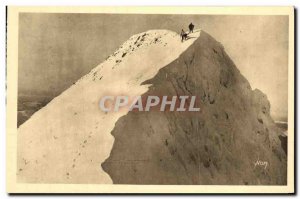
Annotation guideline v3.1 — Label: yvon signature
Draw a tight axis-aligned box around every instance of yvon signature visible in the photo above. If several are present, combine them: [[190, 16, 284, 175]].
[[254, 159, 268, 170]]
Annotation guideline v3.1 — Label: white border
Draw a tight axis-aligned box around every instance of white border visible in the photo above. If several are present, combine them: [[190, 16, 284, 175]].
[[2, 3, 297, 197]]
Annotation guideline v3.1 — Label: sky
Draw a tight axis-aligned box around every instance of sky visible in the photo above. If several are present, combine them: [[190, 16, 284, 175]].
[[18, 13, 289, 120]]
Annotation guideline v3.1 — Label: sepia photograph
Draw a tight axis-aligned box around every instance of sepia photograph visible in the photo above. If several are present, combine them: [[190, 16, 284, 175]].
[[6, 6, 294, 194]]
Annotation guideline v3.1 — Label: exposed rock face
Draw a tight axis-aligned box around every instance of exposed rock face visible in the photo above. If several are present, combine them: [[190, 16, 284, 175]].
[[102, 31, 287, 185]]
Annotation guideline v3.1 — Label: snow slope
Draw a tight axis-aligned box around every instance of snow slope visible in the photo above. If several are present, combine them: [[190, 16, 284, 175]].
[[17, 30, 201, 183]]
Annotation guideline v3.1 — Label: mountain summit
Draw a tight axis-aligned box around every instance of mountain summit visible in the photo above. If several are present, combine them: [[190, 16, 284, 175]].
[[17, 29, 286, 185]]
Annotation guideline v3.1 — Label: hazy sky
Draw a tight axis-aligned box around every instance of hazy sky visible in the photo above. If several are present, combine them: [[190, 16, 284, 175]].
[[18, 13, 289, 119]]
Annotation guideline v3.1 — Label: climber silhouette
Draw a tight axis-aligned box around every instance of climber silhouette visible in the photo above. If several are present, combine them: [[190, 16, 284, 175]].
[[180, 29, 188, 42], [189, 23, 195, 33]]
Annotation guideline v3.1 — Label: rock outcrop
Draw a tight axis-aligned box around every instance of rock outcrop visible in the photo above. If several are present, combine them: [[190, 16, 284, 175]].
[[102, 31, 287, 185]]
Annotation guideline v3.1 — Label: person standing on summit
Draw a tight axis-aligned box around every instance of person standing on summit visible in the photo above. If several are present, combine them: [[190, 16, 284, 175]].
[[189, 23, 195, 33]]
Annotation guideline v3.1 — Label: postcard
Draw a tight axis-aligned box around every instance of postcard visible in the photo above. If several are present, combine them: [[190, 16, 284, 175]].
[[6, 6, 294, 194]]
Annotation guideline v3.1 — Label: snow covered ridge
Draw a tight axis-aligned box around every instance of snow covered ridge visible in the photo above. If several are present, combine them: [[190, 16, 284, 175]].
[[17, 29, 201, 183], [99, 95, 201, 112], [74, 29, 192, 85]]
